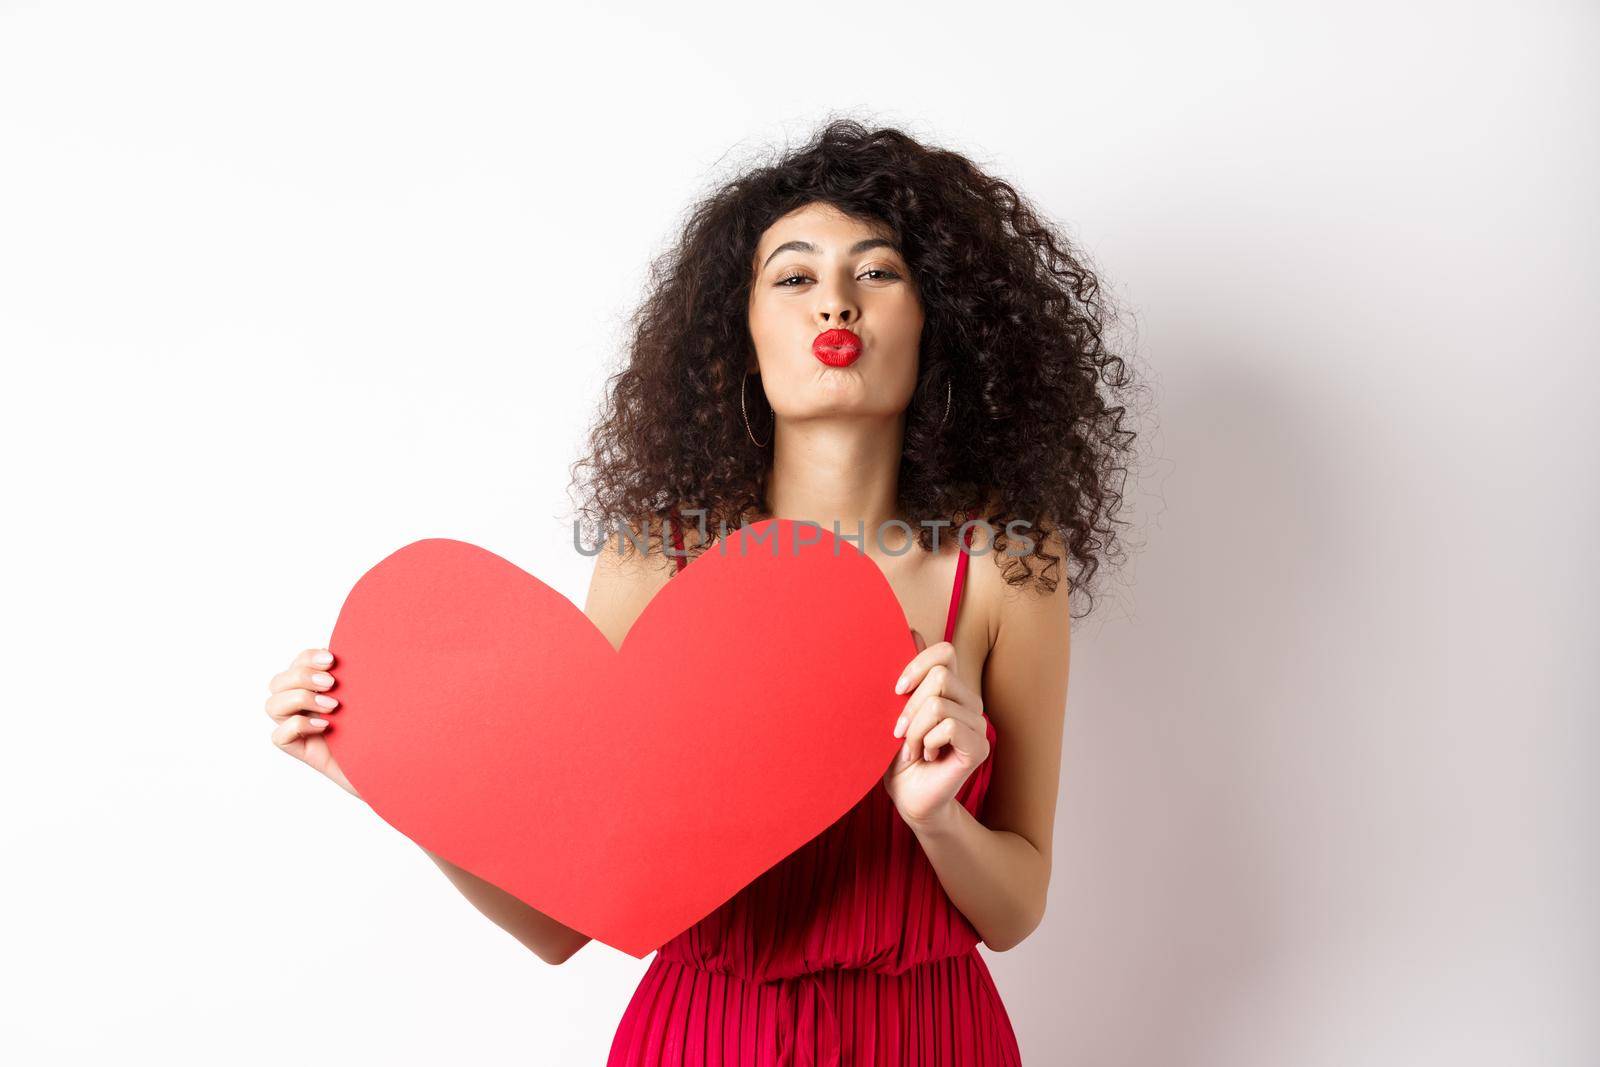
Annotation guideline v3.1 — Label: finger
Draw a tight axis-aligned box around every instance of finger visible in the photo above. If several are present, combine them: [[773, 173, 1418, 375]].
[[895, 664, 982, 738], [295, 647, 336, 671], [268, 658, 337, 697], [294, 665, 337, 693], [272, 713, 330, 748], [918, 661, 982, 716], [899, 695, 964, 763], [895, 663, 951, 738], [275, 648, 335, 683], [267, 668, 336, 700], [893, 638, 958, 697], [264, 687, 340, 723], [921, 716, 969, 761]]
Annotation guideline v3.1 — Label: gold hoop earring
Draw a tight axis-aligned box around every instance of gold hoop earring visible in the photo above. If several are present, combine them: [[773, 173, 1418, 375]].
[[741, 372, 772, 448]]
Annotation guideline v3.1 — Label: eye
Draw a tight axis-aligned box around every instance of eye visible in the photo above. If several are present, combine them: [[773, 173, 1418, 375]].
[[773, 268, 901, 288]]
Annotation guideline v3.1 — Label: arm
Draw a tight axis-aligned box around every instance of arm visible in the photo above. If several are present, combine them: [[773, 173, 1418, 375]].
[[418, 520, 676, 965], [423, 850, 593, 965], [907, 546, 1073, 952]]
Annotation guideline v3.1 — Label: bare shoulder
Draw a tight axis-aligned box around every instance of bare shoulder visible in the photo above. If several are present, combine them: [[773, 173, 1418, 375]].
[[989, 520, 1073, 646], [582, 517, 686, 650], [966, 510, 1072, 654]]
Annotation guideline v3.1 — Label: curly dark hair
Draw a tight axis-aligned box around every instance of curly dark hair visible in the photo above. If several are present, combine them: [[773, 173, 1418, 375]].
[[567, 117, 1142, 617]]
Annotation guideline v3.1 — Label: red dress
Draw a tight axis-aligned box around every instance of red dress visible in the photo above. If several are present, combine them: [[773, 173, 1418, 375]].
[[606, 521, 1022, 1066]]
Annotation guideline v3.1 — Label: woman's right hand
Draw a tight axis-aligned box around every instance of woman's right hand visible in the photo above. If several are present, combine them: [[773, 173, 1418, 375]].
[[265, 647, 359, 799]]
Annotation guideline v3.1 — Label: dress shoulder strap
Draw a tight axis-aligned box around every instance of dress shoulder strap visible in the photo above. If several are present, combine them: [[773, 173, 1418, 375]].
[[942, 523, 975, 645], [667, 513, 687, 573]]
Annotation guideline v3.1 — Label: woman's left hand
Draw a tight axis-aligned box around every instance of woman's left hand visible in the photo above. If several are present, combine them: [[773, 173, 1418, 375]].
[[882, 629, 992, 828]]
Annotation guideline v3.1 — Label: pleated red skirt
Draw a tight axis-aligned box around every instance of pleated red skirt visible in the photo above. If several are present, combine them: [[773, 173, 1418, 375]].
[[609, 942, 1018, 1066], [607, 520, 1022, 1065]]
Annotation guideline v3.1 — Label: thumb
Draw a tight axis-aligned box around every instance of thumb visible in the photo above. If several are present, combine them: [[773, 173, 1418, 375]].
[[909, 628, 927, 652]]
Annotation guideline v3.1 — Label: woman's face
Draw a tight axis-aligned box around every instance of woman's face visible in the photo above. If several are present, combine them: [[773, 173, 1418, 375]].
[[747, 201, 924, 423]]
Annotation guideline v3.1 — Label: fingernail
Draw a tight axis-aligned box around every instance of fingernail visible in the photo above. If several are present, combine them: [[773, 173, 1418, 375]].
[[312, 672, 334, 687], [315, 694, 338, 709], [313, 651, 333, 667], [309, 717, 329, 728], [893, 715, 907, 738], [894, 675, 908, 694]]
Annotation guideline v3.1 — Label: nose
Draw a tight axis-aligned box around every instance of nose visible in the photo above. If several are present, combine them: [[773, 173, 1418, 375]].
[[816, 295, 859, 330]]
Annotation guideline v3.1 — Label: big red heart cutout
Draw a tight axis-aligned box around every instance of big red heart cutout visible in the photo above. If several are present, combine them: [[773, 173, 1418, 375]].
[[326, 519, 913, 958]]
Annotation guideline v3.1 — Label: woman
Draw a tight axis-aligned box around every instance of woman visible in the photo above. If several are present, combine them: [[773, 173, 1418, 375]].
[[265, 118, 1138, 1065]]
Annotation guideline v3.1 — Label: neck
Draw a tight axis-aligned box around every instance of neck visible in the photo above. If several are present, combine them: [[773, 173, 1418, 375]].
[[761, 411, 912, 555]]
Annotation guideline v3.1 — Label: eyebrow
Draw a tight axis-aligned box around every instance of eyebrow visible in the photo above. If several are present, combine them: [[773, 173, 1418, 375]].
[[759, 237, 900, 273]]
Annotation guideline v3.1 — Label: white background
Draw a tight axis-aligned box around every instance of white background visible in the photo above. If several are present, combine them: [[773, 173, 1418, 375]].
[[2, 1, 1594, 1064]]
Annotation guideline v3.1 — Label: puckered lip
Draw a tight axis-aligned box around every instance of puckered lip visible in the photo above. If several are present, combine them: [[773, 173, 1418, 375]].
[[813, 328, 862, 351]]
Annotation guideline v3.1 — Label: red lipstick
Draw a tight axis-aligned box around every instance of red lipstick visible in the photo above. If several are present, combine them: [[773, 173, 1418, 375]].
[[813, 328, 862, 367]]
